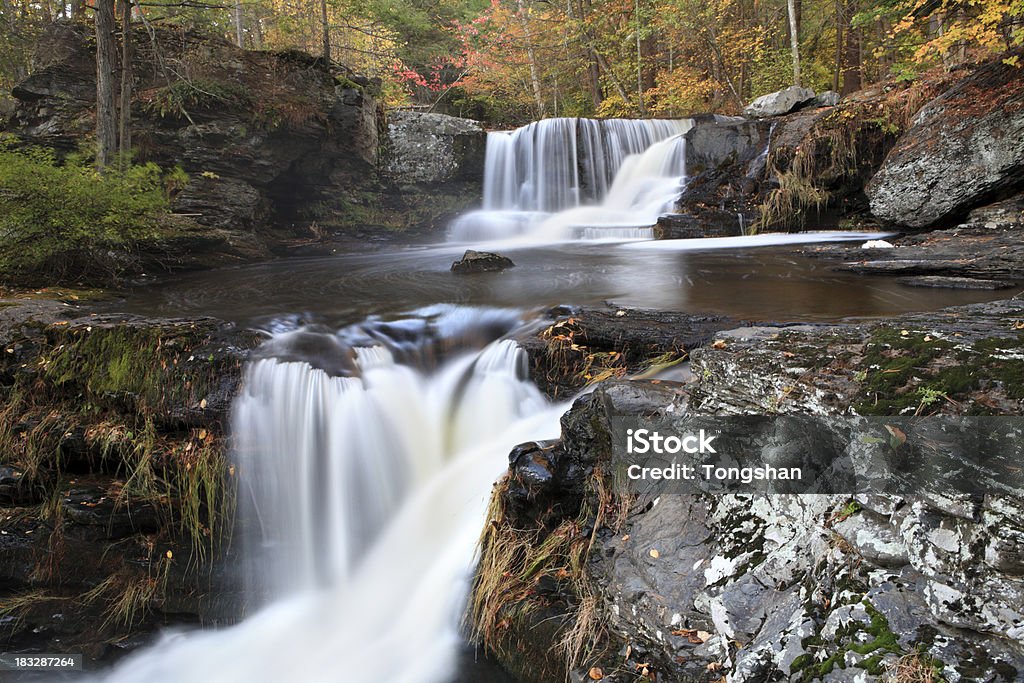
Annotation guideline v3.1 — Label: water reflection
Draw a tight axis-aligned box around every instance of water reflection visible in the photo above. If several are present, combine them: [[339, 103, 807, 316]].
[[109, 238, 1012, 329]]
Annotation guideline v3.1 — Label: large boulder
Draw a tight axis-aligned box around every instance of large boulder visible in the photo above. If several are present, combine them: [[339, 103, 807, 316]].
[[867, 55, 1024, 228], [383, 111, 486, 185], [743, 85, 816, 118]]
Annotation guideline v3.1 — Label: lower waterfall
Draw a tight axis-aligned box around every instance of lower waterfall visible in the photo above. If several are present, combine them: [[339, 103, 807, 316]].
[[93, 310, 568, 683]]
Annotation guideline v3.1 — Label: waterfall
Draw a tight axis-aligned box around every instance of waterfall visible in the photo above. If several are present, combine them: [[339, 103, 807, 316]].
[[451, 117, 693, 243], [93, 308, 568, 683]]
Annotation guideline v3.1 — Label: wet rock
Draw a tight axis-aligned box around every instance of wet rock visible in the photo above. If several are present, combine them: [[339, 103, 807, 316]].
[[482, 298, 1024, 683], [819, 221, 1024, 279], [653, 213, 742, 239], [0, 466, 36, 505], [517, 304, 736, 399], [62, 486, 161, 540], [683, 117, 770, 174], [450, 250, 515, 274], [897, 275, 1014, 290], [743, 86, 816, 118], [867, 54, 1024, 227]]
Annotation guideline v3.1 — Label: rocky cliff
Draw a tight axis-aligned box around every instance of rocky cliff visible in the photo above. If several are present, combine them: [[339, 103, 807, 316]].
[[476, 298, 1024, 682], [4, 23, 487, 273]]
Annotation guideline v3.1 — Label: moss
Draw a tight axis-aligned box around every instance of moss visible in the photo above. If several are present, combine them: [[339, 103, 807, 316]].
[[854, 328, 1023, 415], [39, 322, 233, 421], [792, 600, 903, 681]]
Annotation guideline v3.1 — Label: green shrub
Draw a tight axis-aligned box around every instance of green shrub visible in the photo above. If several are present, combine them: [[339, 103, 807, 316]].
[[0, 137, 182, 285]]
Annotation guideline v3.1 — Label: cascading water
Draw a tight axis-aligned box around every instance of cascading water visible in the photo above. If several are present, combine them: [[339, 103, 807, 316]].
[[451, 117, 693, 243], [93, 307, 568, 683]]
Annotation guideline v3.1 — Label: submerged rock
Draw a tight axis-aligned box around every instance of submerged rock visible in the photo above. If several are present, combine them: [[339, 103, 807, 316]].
[[867, 54, 1024, 227], [897, 275, 1014, 290], [743, 86, 816, 118], [450, 250, 515, 274]]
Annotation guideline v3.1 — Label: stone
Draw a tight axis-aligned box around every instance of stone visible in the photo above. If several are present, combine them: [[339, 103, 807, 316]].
[[815, 90, 841, 107], [450, 250, 515, 274], [382, 111, 486, 185], [867, 56, 1024, 227], [743, 86, 816, 118], [897, 276, 1014, 290]]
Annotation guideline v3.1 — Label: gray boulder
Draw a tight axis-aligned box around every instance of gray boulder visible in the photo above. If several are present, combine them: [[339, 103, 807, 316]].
[[383, 111, 486, 185], [867, 57, 1024, 228], [743, 86, 815, 118], [815, 90, 840, 107]]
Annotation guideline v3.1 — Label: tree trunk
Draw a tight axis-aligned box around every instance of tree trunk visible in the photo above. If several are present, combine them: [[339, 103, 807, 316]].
[[321, 0, 331, 64], [580, 0, 603, 108], [233, 0, 244, 47], [516, 0, 544, 117], [787, 0, 801, 86], [833, 0, 843, 92], [95, 0, 118, 169], [118, 0, 132, 168], [841, 0, 861, 94], [635, 0, 645, 115]]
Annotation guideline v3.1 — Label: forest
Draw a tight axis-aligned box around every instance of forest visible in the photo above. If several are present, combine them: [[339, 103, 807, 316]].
[[1, 0, 1022, 128]]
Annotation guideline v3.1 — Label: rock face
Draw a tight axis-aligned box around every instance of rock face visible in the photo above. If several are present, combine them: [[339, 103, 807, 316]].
[[383, 111, 485, 185], [517, 304, 737, 399], [867, 54, 1024, 228], [656, 117, 771, 238], [743, 85, 816, 118], [450, 250, 515, 274], [7, 23, 381, 255], [477, 298, 1024, 683], [808, 192, 1024, 280], [0, 297, 260, 663], [5, 23, 490, 268]]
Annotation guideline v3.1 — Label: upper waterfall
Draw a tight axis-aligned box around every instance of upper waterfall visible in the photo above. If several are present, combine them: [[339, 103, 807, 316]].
[[451, 117, 693, 243]]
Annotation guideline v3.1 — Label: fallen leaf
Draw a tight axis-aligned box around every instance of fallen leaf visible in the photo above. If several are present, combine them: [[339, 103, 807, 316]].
[[649, 548, 660, 559], [199, 398, 208, 410], [885, 424, 907, 447], [588, 667, 604, 680], [711, 340, 727, 349], [166, 550, 173, 560]]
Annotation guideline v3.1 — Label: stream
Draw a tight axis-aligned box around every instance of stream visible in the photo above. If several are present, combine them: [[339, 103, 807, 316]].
[[89, 118, 1011, 683]]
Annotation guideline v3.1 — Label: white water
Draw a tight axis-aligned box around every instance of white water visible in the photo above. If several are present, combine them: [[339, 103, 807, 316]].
[[96, 328, 567, 683], [451, 117, 693, 243]]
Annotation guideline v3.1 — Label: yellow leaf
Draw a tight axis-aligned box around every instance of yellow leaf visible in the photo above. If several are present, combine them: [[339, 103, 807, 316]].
[[649, 548, 660, 559]]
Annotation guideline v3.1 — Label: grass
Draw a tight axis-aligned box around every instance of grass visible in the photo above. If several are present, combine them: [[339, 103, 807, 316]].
[[469, 467, 631, 677], [755, 76, 949, 231], [80, 555, 172, 631]]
